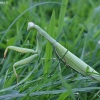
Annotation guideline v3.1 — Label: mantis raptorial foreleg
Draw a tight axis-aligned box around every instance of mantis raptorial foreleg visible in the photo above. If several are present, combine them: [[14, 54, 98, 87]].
[[4, 46, 38, 83], [0, 32, 41, 83], [4, 46, 39, 83], [4, 46, 38, 57], [13, 54, 38, 83]]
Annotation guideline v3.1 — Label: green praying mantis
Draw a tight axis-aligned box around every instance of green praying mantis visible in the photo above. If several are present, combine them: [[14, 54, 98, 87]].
[[1, 22, 100, 83]]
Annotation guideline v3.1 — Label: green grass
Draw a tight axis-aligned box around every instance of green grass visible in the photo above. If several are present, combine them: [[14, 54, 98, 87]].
[[0, 0, 100, 100]]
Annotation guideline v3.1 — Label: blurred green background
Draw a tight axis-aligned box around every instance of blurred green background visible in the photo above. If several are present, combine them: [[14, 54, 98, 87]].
[[0, 0, 100, 100]]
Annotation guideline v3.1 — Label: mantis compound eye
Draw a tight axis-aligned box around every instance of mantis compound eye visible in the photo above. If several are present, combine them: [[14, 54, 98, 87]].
[[27, 22, 35, 31]]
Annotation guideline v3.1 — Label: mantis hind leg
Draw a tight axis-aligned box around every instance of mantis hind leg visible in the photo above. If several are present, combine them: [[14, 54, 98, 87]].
[[13, 54, 38, 83]]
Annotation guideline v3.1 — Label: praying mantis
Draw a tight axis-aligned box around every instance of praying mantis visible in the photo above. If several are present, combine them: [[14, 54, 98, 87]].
[[1, 22, 100, 83]]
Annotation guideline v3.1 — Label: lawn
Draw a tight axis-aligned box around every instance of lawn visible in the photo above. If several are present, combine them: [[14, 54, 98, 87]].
[[0, 0, 100, 100]]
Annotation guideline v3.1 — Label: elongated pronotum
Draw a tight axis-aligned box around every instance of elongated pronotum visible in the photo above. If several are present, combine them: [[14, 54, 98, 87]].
[[27, 22, 100, 82]]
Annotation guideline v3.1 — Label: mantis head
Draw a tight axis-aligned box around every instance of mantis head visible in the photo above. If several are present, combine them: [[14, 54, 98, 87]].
[[27, 22, 35, 31]]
